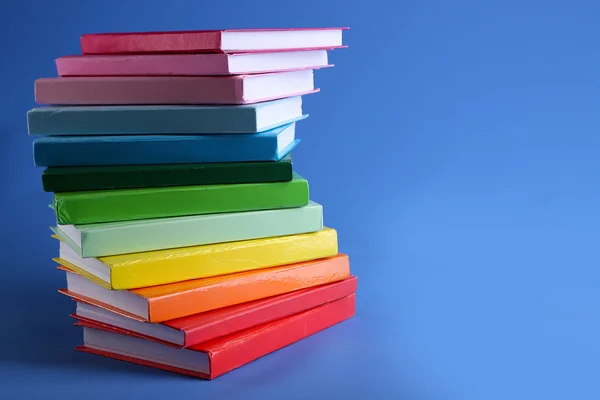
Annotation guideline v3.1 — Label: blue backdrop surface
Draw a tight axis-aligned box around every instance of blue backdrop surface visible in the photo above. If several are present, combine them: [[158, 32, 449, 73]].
[[2, 1, 600, 399]]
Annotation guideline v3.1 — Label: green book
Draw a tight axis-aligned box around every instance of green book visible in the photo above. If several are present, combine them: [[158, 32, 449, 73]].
[[52, 202, 323, 257], [52, 173, 309, 225], [42, 155, 293, 193]]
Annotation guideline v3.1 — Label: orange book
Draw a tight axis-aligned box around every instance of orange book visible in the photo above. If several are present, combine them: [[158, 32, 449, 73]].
[[59, 254, 350, 323]]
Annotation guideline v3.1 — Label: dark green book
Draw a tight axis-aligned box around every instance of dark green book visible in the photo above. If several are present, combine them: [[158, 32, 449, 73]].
[[52, 173, 309, 225], [42, 155, 293, 193]]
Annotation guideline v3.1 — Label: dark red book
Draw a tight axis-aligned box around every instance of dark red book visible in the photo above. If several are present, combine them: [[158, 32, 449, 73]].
[[75, 294, 356, 379], [71, 276, 358, 348], [80, 27, 348, 54]]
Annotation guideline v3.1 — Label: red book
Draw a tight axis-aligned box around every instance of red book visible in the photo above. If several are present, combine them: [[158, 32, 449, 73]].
[[75, 294, 356, 379], [71, 276, 358, 348], [80, 27, 348, 54]]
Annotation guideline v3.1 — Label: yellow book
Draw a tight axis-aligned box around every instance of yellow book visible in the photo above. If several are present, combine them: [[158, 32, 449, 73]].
[[55, 227, 338, 290]]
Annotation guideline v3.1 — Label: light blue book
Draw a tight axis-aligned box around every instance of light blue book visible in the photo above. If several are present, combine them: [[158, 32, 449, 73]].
[[52, 201, 323, 258], [27, 96, 306, 135], [33, 122, 300, 167]]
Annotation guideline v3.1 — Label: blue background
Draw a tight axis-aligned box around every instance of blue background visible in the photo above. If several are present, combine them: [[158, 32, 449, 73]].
[[1, 0, 599, 399]]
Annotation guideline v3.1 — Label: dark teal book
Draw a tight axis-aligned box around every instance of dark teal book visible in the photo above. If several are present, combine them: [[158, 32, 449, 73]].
[[41, 155, 294, 192], [33, 122, 300, 167]]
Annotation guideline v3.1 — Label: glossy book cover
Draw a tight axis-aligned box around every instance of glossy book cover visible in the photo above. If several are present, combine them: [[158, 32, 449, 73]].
[[34, 70, 318, 105], [56, 228, 339, 290], [40, 155, 294, 193], [53, 201, 323, 257], [58, 254, 350, 322], [51, 173, 309, 225], [33, 122, 301, 167], [79, 27, 348, 54], [70, 276, 358, 347], [28, 97, 306, 135], [75, 294, 356, 379], [55, 51, 331, 76]]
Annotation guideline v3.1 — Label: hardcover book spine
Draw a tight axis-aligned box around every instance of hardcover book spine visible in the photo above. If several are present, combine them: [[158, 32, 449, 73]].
[[80, 31, 224, 54], [27, 105, 262, 135], [76, 202, 323, 257], [33, 130, 293, 167], [109, 228, 338, 290], [41, 158, 294, 193], [183, 276, 358, 346], [67, 276, 357, 346], [205, 294, 356, 379], [52, 174, 309, 224], [74, 294, 355, 380], [34, 76, 243, 105], [147, 252, 349, 322], [56, 54, 232, 77]]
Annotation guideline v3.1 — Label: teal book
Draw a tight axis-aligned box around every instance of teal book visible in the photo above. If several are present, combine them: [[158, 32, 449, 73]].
[[27, 97, 306, 135], [53, 201, 323, 257], [33, 122, 300, 167]]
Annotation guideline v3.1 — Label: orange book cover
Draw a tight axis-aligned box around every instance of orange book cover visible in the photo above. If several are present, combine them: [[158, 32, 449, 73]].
[[59, 254, 351, 323], [71, 276, 358, 348]]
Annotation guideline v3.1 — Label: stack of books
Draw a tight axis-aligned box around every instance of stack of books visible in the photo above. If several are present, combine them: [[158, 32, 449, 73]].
[[27, 27, 356, 379]]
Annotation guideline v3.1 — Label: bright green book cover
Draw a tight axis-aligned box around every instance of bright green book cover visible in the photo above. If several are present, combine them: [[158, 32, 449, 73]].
[[53, 173, 309, 225]]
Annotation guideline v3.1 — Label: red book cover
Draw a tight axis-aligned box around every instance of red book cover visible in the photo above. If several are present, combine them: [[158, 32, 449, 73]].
[[71, 276, 358, 348], [76, 294, 356, 379], [80, 27, 348, 54]]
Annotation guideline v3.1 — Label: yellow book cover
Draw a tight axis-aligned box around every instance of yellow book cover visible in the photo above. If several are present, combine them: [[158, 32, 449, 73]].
[[54, 228, 338, 290]]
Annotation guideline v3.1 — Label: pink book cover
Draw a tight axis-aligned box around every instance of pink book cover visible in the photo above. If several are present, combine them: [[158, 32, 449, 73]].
[[55, 52, 333, 76], [34, 72, 319, 105], [80, 27, 349, 54]]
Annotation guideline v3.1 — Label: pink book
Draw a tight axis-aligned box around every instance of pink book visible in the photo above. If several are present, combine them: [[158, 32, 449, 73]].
[[56, 49, 333, 76], [34, 70, 318, 105], [80, 27, 348, 54]]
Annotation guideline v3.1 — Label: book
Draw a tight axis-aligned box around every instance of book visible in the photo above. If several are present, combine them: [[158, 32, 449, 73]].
[[56, 49, 331, 76], [75, 294, 356, 379], [28, 97, 306, 135], [34, 70, 317, 105], [69, 275, 357, 346], [33, 122, 300, 167], [41, 155, 294, 193], [80, 28, 347, 54], [56, 227, 339, 289], [53, 201, 323, 257], [59, 252, 350, 321], [51, 173, 309, 225]]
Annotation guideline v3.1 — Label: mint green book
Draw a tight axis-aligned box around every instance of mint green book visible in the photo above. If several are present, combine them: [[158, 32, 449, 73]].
[[53, 202, 323, 258]]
